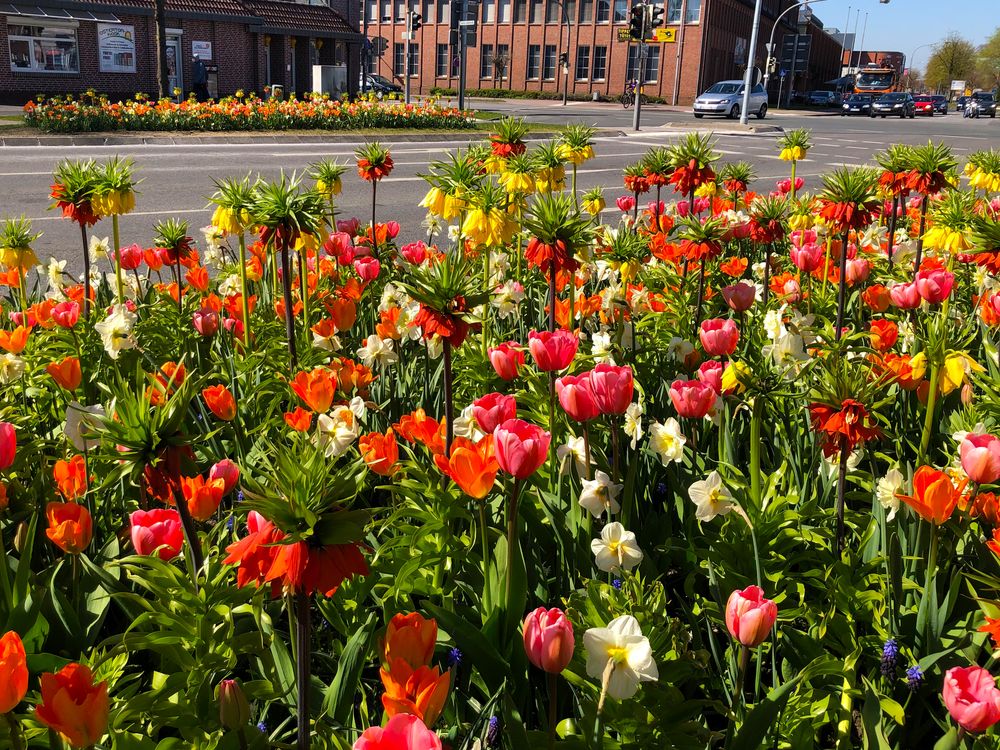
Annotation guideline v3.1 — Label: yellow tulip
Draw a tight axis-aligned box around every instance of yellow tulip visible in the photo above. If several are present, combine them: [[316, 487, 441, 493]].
[[909, 352, 927, 381], [940, 352, 983, 395], [721, 361, 751, 394]]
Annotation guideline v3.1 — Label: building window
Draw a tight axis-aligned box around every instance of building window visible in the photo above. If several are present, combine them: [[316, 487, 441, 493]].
[[684, 0, 700, 22], [437, 0, 449, 22], [545, 0, 560, 22], [564, 0, 576, 22], [527, 44, 540, 78], [530, 0, 542, 22], [8, 22, 79, 73], [575, 45, 589, 80], [612, 0, 627, 22], [579, 0, 593, 22], [514, 0, 526, 21], [394, 42, 405, 75], [498, 0, 511, 21], [482, 0, 495, 21], [542, 44, 556, 79], [407, 43, 419, 76], [595, 0, 609, 21], [480, 43, 494, 78], [381, 0, 391, 21], [395, 0, 406, 20], [422, 0, 433, 20], [667, 0, 700, 22], [496, 43, 509, 78], [592, 45, 606, 79], [366, 0, 378, 22], [435, 43, 449, 76], [627, 45, 659, 82]]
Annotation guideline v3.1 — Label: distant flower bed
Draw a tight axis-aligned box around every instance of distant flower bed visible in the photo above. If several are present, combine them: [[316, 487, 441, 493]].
[[22, 92, 476, 134]]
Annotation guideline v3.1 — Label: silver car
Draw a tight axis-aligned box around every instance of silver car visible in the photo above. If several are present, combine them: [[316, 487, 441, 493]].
[[693, 80, 768, 119]]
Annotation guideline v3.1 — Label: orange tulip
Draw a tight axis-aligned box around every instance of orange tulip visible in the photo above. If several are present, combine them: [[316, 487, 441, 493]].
[[897, 466, 968, 525], [45, 501, 92, 554], [180, 475, 225, 522], [380, 658, 450, 727], [203, 385, 237, 421], [284, 407, 312, 432], [326, 297, 357, 332], [382, 612, 437, 670], [434, 435, 499, 499], [185, 265, 209, 292], [35, 662, 109, 748], [0, 326, 30, 354], [290, 367, 337, 413], [359, 430, 399, 476], [394, 409, 446, 455], [53, 455, 88, 500], [46, 356, 82, 391], [0, 630, 28, 713]]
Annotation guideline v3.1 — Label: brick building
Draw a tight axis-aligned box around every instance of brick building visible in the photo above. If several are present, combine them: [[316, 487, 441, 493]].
[[1, 0, 361, 104], [364, 0, 842, 104]]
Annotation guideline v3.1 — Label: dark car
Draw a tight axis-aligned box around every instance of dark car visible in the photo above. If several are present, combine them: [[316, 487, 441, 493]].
[[871, 92, 916, 118], [956, 95, 969, 112], [972, 92, 997, 118], [840, 93, 875, 116], [808, 90, 839, 107], [931, 95, 948, 115], [913, 95, 936, 116], [360, 74, 403, 98]]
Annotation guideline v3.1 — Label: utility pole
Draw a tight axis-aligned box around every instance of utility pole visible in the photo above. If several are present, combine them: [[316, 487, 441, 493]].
[[404, 6, 412, 104], [738, 0, 763, 125], [838, 4, 850, 77], [670, 0, 688, 105], [457, 0, 468, 111]]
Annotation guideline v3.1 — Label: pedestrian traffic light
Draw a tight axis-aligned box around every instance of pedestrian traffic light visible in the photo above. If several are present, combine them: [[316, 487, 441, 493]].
[[559, 52, 568, 72], [628, 3, 646, 41], [767, 56, 777, 73], [649, 3, 663, 28], [409, 10, 422, 32]]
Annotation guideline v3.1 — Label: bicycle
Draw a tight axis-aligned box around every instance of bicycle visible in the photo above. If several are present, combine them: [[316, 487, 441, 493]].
[[621, 81, 648, 108]]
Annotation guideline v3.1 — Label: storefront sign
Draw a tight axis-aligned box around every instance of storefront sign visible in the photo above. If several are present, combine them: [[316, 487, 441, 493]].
[[98, 23, 136, 73], [193, 41, 213, 60]]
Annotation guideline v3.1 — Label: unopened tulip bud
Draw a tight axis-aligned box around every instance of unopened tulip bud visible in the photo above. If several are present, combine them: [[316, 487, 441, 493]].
[[218, 679, 251, 729]]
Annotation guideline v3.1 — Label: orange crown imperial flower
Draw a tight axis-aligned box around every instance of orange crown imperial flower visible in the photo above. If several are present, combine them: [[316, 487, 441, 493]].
[[808, 399, 881, 457]]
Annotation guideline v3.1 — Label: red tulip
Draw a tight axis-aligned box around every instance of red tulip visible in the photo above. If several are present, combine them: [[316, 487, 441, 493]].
[[130, 508, 184, 560], [210, 459, 241, 495], [522, 607, 575, 674], [400, 241, 428, 265], [472, 393, 517, 435], [0, 630, 28, 714], [699, 319, 739, 357], [353, 713, 442, 750], [35, 663, 109, 748], [725, 585, 777, 648], [385, 221, 401, 238], [616, 195, 636, 213], [697, 360, 724, 394], [669, 379, 717, 418], [960, 434, 1000, 485], [116, 243, 144, 271], [52, 301, 81, 328], [943, 665, 1000, 734], [589, 364, 634, 415], [488, 342, 525, 381], [528, 329, 578, 372], [722, 282, 756, 312], [0, 422, 15, 470], [555, 372, 600, 422], [915, 268, 954, 304], [494, 418, 551, 480], [888, 281, 921, 309]]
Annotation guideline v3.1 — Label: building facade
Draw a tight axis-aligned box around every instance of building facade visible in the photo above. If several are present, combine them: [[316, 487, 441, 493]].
[[363, 0, 841, 104], [1, 0, 361, 104]]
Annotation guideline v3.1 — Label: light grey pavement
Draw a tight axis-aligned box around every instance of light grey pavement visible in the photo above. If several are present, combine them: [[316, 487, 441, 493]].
[[0, 100, 996, 271]]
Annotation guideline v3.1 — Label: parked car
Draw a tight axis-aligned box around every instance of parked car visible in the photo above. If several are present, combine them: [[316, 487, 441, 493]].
[[871, 92, 916, 118], [972, 91, 997, 118], [808, 90, 839, 107], [692, 80, 768, 119], [913, 95, 936, 116], [931, 95, 948, 115], [360, 74, 403, 97], [840, 93, 875, 116]]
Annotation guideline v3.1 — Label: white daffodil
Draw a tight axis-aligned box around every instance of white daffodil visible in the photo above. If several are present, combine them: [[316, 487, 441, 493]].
[[583, 615, 658, 701], [488, 250, 510, 284], [0, 353, 25, 385], [579, 470, 623, 518], [315, 405, 360, 458], [64, 401, 106, 451], [422, 213, 443, 238], [312, 328, 342, 352], [592, 522, 643, 573], [648, 418, 686, 465], [876, 467, 904, 522], [200, 225, 225, 258], [819, 447, 864, 481], [763, 308, 786, 342], [491, 280, 525, 320], [897, 319, 915, 353], [46, 257, 67, 292], [591, 331, 615, 365], [356, 334, 398, 369], [94, 304, 138, 359], [425, 335, 443, 360], [623, 402, 643, 449], [218, 273, 242, 298], [89, 235, 111, 263], [666, 337, 693, 362], [453, 404, 485, 441], [447, 223, 461, 243], [688, 471, 735, 522], [765, 332, 809, 375], [557, 436, 589, 477]]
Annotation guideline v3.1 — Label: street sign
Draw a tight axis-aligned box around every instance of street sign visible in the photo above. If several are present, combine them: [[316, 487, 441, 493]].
[[459, 19, 475, 26], [951, 79, 966, 91], [780, 69, 787, 78], [649, 28, 676, 42], [617, 28, 631, 42], [401, 31, 414, 40]]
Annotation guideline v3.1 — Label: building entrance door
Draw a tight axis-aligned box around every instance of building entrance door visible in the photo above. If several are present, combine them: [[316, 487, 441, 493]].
[[166, 37, 183, 99]]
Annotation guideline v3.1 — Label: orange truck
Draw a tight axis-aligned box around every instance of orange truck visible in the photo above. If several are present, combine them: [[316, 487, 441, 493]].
[[854, 63, 901, 95]]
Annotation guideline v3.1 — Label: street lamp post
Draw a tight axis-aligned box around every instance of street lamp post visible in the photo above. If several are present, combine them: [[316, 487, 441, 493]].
[[762, 0, 826, 95], [905, 42, 933, 91], [738, 0, 764, 125]]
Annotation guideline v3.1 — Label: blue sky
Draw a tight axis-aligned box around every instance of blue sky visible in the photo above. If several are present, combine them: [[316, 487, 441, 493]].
[[809, 0, 996, 72]]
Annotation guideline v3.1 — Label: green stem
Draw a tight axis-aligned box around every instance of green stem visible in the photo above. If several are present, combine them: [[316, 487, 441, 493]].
[[112, 214, 124, 304], [294, 590, 311, 750], [547, 671, 558, 750], [789, 160, 797, 201], [5, 712, 23, 750], [237, 232, 251, 347], [835, 441, 849, 556], [917, 364, 940, 465], [749, 397, 763, 510], [504, 479, 523, 607]]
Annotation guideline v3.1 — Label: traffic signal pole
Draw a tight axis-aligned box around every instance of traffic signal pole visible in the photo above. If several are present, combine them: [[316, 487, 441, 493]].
[[739, 0, 763, 125], [458, 12, 467, 110], [404, 9, 411, 104]]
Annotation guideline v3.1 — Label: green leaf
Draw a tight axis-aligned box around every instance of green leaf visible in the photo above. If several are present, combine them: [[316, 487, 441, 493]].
[[322, 612, 377, 725], [423, 601, 508, 691], [730, 675, 801, 750], [860, 679, 892, 750], [933, 727, 961, 750]]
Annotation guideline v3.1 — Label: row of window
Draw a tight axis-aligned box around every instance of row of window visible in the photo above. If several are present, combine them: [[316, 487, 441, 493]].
[[367, 0, 700, 25], [395, 41, 660, 82], [8, 22, 79, 73]]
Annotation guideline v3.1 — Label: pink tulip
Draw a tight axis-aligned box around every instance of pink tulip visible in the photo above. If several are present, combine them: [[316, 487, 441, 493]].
[[528, 330, 578, 372], [790, 243, 823, 273], [589, 364, 634, 415], [52, 301, 81, 329], [616, 195, 635, 213], [915, 268, 954, 304], [494, 419, 551, 480], [0, 422, 15, 470], [488, 342, 525, 381], [960, 434, 1000, 485], [130, 508, 184, 561], [472, 393, 517, 435], [845, 257, 871, 286], [209, 459, 241, 496], [385, 221, 401, 239], [697, 360, 724, 394], [354, 713, 443, 750], [722, 282, 756, 312], [646, 200, 665, 215], [116, 243, 144, 271], [8, 311, 34, 328], [323, 231, 355, 263], [192, 307, 219, 337], [889, 281, 921, 310], [699, 319, 739, 357], [778, 277, 801, 302], [354, 257, 381, 282], [555, 373, 600, 423], [725, 585, 777, 648], [337, 217, 361, 236], [400, 241, 428, 265], [676, 199, 691, 217], [522, 607, 575, 674], [942, 665, 1000, 734], [669, 379, 717, 419]]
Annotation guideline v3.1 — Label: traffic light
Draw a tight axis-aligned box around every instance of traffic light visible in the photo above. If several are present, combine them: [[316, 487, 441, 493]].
[[767, 56, 777, 74], [450, 0, 462, 29], [559, 51, 568, 73], [649, 3, 663, 28], [628, 3, 646, 41], [409, 10, 422, 32]]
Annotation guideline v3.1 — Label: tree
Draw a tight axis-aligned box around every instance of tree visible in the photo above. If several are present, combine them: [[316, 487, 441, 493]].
[[154, 0, 170, 98], [979, 26, 1000, 91], [924, 33, 978, 92]]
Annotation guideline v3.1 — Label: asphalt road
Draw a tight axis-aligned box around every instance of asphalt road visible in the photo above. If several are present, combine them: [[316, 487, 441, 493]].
[[2, 100, 997, 270]]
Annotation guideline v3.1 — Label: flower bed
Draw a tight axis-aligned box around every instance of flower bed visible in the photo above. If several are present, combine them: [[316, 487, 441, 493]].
[[2, 125, 1000, 749], [22, 92, 476, 133]]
